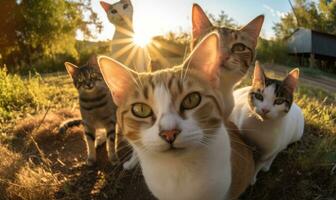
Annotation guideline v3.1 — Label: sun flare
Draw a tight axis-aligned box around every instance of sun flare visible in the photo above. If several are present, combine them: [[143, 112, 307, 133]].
[[133, 29, 153, 48], [133, 32, 152, 48]]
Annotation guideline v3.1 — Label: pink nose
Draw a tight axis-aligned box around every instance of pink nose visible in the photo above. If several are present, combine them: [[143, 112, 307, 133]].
[[262, 108, 270, 114], [159, 129, 181, 144]]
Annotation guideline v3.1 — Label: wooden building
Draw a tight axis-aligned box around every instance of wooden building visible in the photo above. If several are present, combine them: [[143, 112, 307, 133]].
[[287, 28, 336, 70]]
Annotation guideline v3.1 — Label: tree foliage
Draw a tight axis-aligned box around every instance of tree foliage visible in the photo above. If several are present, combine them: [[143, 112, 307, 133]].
[[274, 0, 336, 38], [209, 11, 237, 29], [0, 0, 102, 71]]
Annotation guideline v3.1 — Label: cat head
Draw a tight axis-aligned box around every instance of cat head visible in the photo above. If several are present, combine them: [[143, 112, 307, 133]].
[[99, 32, 225, 155], [65, 56, 106, 93], [248, 62, 299, 120], [192, 4, 264, 86], [100, 0, 133, 27]]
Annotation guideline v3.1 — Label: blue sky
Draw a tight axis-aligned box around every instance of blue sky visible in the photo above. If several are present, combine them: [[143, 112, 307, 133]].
[[88, 0, 293, 41]]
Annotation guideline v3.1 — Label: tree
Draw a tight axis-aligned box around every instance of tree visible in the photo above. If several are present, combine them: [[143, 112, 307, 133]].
[[209, 11, 237, 29], [0, 0, 102, 71], [274, 0, 336, 38]]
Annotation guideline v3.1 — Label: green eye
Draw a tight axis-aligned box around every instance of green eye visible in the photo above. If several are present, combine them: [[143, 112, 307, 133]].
[[132, 103, 152, 118], [254, 93, 264, 101], [274, 98, 285, 105], [181, 92, 201, 110], [232, 43, 246, 52]]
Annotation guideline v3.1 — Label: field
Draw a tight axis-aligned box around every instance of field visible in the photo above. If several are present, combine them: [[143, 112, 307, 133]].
[[0, 64, 335, 200]]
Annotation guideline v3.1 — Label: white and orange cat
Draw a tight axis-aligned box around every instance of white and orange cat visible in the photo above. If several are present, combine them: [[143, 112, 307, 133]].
[[100, 0, 151, 72], [230, 62, 304, 184], [192, 4, 264, 118], [98, 32, 255, 200]]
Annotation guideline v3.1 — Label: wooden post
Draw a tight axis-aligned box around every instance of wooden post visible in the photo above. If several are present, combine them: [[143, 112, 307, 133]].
[[309, 53, 315, 68]]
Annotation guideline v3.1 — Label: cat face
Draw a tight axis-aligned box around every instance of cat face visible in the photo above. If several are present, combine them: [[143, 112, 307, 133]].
[[65, 57, 106, 93], [192, 4, 264, 85], [100, 0, 133, 27], [99, 33, 225, 154], [248, 62, 299, 120]]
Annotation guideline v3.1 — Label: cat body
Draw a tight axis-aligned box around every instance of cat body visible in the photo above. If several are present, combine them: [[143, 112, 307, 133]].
[[192, 4, 264, 118], [64, 56, 118, 165], [230, 63, 304, 184], [100, 0, 151, 72], [98, 33, 254, 200]]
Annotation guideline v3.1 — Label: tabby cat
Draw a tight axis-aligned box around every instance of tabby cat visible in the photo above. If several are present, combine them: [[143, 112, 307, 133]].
[[192, 4, 264, 118], [230, 62, 304, 184], [63, 56, 118, 166], [98, 32, 255, 200], [100, 0, 151, 72]]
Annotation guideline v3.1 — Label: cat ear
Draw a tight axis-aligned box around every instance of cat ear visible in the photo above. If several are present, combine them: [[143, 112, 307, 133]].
[[240, 15, 264, 46], [283, 68, 299, 93], [184, 32, 221, 88], [87, 55, 99, 68], [64, 62, 79, 79], [100, 1, 110, 13], [192, 4, 212, 48], [252, 61, 266, 87], [98, 56, 137, 106]]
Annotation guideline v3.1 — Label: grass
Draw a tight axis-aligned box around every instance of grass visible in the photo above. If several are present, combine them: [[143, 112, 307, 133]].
[[0, 64, 335, 200]]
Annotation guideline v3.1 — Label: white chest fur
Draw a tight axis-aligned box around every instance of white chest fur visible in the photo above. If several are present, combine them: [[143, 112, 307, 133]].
[[230, 87, 304, 158], [135, 125, 232, 200]]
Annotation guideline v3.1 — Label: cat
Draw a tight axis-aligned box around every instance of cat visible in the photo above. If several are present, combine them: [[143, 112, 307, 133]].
[[100, 0, 151, 72], [191, 3, 264, 118], [230, 62, 304, 184], [63, 56, 118, 166], [98, 32, 255, 200]]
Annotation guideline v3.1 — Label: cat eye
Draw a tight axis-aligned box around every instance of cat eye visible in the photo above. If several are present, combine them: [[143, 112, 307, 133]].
[[274, 99, 285, 105], [181, 92, 201, 111], [123, 4, 129, 9], [111, 9, 117, 14], [231, 43, 246, 52], [254, 93, 264, 101], [132, 103, 152, 118]]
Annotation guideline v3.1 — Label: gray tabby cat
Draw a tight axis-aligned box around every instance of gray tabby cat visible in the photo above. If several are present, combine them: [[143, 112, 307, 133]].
[[63, 56, 118, 166]]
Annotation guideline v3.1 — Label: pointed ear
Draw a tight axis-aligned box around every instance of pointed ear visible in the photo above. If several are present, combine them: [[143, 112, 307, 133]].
[[100, 1, 110, 13], [64, 62, 79, 79], [184, 32, 221, 88], [98, 56, 136, 106], [240, 15, 264, 46], [252, 61, 265, 87], [87, 55, 98, 69], [283, 68, 299, 93], [192, 4, 212, 48]]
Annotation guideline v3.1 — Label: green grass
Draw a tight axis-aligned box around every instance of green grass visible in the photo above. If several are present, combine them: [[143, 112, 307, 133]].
[[0, 65, 335, 199]]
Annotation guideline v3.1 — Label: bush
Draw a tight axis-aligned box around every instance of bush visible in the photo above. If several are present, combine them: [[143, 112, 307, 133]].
[[0, 67, 49, 122], [256, 38, 295, 65]]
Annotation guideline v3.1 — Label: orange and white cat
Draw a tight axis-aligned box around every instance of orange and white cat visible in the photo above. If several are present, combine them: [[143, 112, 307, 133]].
[[192, 4, 264, 118], [100, 0, 151, 72], [230, 62, 304, 184], [98, 32, 254, 200]]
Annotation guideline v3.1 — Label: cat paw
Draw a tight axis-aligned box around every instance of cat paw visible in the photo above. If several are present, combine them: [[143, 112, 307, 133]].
[[123, 160, 137, 170], [262, 165, 271, 172], [251, 176, 257, 185]]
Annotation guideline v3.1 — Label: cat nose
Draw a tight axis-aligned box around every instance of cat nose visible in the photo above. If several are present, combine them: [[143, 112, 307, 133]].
[[159, 129, 181, 144], [262, 108, 270, 114]]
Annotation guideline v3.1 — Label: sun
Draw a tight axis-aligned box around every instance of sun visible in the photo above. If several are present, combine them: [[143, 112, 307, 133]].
[[133, 32, 152, 48]]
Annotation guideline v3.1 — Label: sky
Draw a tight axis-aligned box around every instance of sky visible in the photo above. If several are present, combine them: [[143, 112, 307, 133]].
[[87, 0, 294, 41]]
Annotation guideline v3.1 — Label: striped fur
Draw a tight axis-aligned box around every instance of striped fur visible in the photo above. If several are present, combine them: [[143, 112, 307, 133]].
[[64, 56, 118, 165], [192, 4, 264, 118], [100, 0, 151, 72], [99, 33, 255, 199]]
